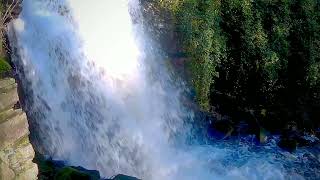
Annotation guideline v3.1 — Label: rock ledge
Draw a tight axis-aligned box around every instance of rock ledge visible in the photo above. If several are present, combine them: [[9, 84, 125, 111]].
[[0, 78, 38, 180]]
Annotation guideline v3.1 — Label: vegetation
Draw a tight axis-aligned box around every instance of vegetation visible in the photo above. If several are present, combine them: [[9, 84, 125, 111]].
[[0, 56, 11, 75], [0, 0, 19, 77], [147, 0, 320, 132], [0, 0, 20, 55], [176, 0, 226, 110]]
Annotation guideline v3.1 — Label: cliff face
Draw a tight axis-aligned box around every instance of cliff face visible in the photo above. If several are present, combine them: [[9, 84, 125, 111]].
[[0, 0, 38, 178], [0, 78, 38, 179]]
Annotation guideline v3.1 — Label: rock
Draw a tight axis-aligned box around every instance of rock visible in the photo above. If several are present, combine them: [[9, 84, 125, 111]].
[[278, 121, 320, 152], [0, 160, 15, 180], [0, 78, 16, 88], [35, 153, 142, 180], [53, 167, 141, 180], [0, 108, 23, 124], [278, 122, 298, 151], [0, 78, 38, 179], [15, 162, 38, 180], [55, 167, 97, 180], [8, 143, 35, 172], [278, 138, 297, 152], [0, 111, 29, 149], [0, 136, 38, 180], [71, 166, 100, 180], [259, 127, 268, 144], [110, 174, 141, 180], [316, 129, 320, 139], [208, 119, 234, 139], [278, 133, 319, 152], [35, 154, 101, 180], [0, 78, 19, 111]]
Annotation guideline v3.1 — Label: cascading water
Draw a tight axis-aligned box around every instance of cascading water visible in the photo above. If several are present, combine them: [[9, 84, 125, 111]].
[[7, 0, 319, 180], [8, 0, 196, 178]]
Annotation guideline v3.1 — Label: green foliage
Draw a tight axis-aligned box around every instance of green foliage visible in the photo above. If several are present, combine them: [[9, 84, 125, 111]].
[[0, 0, 5, 14], [55, 167, 92, 180], [152, 0, 320, 129], [304, 0, 320, 88], [0, 57, 11, 75], [175, 0, 226, 110], [216, 0, 293, 104]]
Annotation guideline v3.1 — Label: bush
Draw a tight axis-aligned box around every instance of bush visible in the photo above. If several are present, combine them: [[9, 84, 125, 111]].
[[175, 0, 226, 111], [150, 0, 320, 131], [0, 57, 11, 75]]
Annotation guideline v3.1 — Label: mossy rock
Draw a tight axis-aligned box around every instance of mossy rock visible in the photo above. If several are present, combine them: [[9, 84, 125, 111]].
[[110, 174, 141, 180], [0, 57, 12, 76], [55, 167, 94, 180], [36, 158, 56, 179]]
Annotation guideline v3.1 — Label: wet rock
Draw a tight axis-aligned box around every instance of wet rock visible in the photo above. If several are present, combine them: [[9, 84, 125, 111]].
[[278, 122, 299, 152], [259, 128, 268, 144], [278, 122, 319, 152], [35, 154, 141, 180], [110, 174, 141, 180], [278, 137, 297, 152], [316, 129, 320, 139], [55, 167, 98, 180], [36, 154, 101, 180], [208, 119, 234, 139]]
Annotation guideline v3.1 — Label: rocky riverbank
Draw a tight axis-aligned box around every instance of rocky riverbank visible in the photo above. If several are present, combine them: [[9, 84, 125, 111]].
[[0, 78, 38, 180], [0, 1, 38, 179]]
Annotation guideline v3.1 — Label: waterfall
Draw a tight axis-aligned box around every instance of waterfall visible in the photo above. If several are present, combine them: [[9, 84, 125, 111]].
[[8, 0, 195, 178], [7, 0, 312, 180]]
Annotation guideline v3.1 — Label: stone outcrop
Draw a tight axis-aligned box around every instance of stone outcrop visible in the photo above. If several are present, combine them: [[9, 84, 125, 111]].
[[0, 78, 38, 180]]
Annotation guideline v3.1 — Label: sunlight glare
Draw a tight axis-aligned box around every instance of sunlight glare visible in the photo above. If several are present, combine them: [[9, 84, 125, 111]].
[[68, 0, 139, 80]]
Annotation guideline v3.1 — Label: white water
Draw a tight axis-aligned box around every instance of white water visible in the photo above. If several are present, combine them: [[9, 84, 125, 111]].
[[8, 0, 314, 179]]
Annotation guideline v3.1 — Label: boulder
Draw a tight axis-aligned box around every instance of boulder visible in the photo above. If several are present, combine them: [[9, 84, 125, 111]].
[[208, 119, 234, 139], [36, 154, 100, 180], [35, 154, 141, 180]]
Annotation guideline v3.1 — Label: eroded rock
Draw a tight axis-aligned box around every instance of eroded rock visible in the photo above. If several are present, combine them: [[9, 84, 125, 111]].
[[0, 78, 19, 111], [0, 78, 38, 180]]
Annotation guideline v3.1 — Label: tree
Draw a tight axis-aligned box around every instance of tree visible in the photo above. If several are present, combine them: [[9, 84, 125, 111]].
[[176, 0, 225, 111], [0, 0, 21, 54]]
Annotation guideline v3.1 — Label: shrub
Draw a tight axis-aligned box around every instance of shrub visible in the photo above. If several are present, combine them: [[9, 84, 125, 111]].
[[0, 57, 11, 75]]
